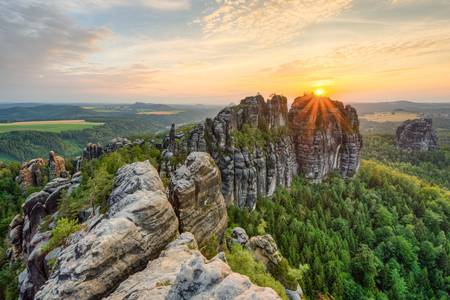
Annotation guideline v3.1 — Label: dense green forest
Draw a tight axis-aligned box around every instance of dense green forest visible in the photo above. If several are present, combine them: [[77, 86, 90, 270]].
[[229, 160, 450, 299], [363, 135, 450, 190]]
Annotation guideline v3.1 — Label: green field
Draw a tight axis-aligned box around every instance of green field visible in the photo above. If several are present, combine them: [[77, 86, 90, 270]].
[[0, 121, 103, 133]]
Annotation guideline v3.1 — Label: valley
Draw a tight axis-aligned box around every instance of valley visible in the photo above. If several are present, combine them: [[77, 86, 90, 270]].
[[0, 120, 103, 134], [0, 96, 449, 300]]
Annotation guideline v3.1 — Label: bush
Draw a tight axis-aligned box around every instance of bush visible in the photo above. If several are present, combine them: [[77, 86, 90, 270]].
[[226, 243, 289, 300], [42, 218, 81, 253]]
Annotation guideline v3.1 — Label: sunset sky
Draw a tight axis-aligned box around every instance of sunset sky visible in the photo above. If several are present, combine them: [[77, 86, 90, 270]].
[[1, 0, 449, 104]]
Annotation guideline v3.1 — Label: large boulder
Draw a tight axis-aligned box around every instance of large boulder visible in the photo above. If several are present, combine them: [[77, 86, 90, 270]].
[[169, 152, 227, 247], [247, 234, 283, 267], [105, 232, 281, 300], [35, 161, 179, 300], [396, 118, 438, 151]]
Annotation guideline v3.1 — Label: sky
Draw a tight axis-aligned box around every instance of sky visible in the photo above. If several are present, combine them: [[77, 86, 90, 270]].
[[0, 0, 449, 104]]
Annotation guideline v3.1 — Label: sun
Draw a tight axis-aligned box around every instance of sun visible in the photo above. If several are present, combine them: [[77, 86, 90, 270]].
[[313, 88, 326, 96]]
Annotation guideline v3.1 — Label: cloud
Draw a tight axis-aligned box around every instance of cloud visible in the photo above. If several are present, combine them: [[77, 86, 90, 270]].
[[200, 0, 352, 45], [37, 0, 191, 12], [0, 1, 107, 90]]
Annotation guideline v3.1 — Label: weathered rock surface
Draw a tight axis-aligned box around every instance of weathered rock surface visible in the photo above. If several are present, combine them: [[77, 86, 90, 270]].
[[288, 94, 362, 182], [14, 175, 79, 299], [8, 214, 24, 260], [396, 118, 438, 151], [247, 234, 283, 267], [105, 232, 281, 300], [35, 161, 179, 300], [231, 227, 249, 245], [184, 95, 299, 209], [48, 151, 67, 180], [169, 152, 227, 247], [171, 93, 361, 208], [16, 158, 45, 191]]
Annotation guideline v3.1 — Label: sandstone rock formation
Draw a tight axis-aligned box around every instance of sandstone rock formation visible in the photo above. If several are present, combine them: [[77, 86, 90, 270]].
[[35, 161, 179, 300], [104, 137, 144, 153], [184, 95, 299, 209], [82, 143, 103, 160], [105, 232, 281, 300], [48, 151, 67, 180], [247, 234, 283, 268], [13, 176, 77, 299], [169, 152, 227, 247], [289, 94, 362, 181], [16, 158, 45, 191], [171, 93, 361, 208], [396, 118, 438, 151]]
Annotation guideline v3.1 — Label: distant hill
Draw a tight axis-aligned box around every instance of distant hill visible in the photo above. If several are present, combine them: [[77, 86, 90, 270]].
[[351, 101, 450, 115]]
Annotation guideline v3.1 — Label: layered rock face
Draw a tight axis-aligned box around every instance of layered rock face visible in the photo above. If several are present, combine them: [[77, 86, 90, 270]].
[[105, 233, 281, 300], [186, 95, 298, 209], [179, 93, 361, 208], [35, 161, 179, 300], [169, 152, 227, 247], [13, 174, 81, 299], [396, 118, 438, 151], [289, 94, 362, 181]]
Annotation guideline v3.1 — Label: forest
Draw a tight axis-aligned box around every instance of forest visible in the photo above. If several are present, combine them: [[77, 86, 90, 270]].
[[229, 160, 449, 299]]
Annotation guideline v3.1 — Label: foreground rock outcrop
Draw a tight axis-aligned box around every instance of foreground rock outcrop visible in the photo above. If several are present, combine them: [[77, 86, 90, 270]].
[[35, 161, 179, 300], [396, 118, 438, 151], [105, 232, 281, 300], [169, 152, 227, 247], [165, 93, 362, 208], [13, 174, 81, 299]]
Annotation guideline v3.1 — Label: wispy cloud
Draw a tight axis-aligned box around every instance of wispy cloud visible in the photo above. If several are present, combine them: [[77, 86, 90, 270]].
[[0, 1, 107, 76], [27, 0, 191, 12], [200, 0, 352, 44]]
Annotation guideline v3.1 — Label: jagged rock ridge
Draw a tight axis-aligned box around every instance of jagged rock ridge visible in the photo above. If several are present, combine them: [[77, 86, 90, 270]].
[[396, 118, 438, 151], [166, 93, 362, 208], [12, 152, 278, 300]]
